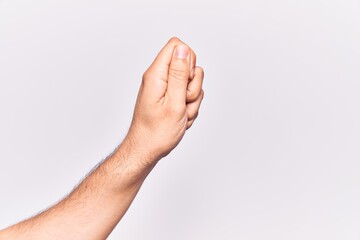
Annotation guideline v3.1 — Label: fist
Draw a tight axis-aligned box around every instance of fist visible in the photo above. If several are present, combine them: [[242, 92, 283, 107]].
[[126, 37, 205, 164]]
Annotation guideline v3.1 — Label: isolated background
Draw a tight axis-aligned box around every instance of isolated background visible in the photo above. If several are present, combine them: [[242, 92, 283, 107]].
[[1, 0, 360, 239]]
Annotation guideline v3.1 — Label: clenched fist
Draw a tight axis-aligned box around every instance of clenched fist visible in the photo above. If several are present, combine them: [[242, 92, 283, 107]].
[[126, 37, 205, 164]]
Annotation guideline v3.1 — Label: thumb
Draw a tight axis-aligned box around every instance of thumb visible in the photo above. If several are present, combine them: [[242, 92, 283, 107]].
[[166, 44, 191, 105]]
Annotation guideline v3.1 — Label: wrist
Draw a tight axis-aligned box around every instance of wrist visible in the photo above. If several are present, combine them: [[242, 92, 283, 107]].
[[97, 134, 159, 194], [125, 125, 168, 163], [118, 133, 160, 170]]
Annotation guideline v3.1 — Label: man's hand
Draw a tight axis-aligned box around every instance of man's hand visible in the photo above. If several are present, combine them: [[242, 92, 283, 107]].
[[127, 37, 205, 163], [0, 37, 204, 240]]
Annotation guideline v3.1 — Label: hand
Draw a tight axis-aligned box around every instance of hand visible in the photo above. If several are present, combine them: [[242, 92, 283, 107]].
[[126, 37, 205, 164], [0, 37, 204, 240]]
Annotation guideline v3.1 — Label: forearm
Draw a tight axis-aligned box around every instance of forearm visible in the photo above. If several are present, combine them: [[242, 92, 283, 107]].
[[0, 137, 157, 240], [1, 37, 204, 240]]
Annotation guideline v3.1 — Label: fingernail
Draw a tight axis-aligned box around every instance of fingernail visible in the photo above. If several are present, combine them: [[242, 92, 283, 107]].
[[174, 45, 189, 59]]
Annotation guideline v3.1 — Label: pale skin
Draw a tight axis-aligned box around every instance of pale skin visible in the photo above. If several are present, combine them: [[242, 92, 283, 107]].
[[0, 37, 204, 240]]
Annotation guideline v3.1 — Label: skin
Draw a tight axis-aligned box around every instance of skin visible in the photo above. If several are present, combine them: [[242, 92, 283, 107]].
[[0, 37, 204, 240]]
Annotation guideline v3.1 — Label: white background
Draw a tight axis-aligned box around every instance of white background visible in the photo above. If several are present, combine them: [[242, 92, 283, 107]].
[[1, 0, 360, 239]]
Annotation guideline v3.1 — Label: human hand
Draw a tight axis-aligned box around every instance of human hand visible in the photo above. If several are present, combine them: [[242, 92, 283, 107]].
[[0, 37, 204, 240], [126, 37, 205, 165]]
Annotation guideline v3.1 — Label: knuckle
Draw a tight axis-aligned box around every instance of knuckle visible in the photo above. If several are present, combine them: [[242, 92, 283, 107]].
[[196, 66, 205, 78], [169, 66, 189, 80], [142, 70, 150, 81], [192, 51, 197, 63], [187, 89, 198, 102], [189, 109, 199, 120], [142, 69, 155, 84], [192, 111, 199, 120], [187, 89, 204, 103], [186, 120, 195, 130]]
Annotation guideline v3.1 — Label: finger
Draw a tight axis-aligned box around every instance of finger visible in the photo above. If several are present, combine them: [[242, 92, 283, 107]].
[[147, 37, 184, 74], [186, 66, 204, 103], [186, 89, 204, 121], [186, 118, 196, 130], [166, 44, 191, 105], [189, 49, 197, 80]]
